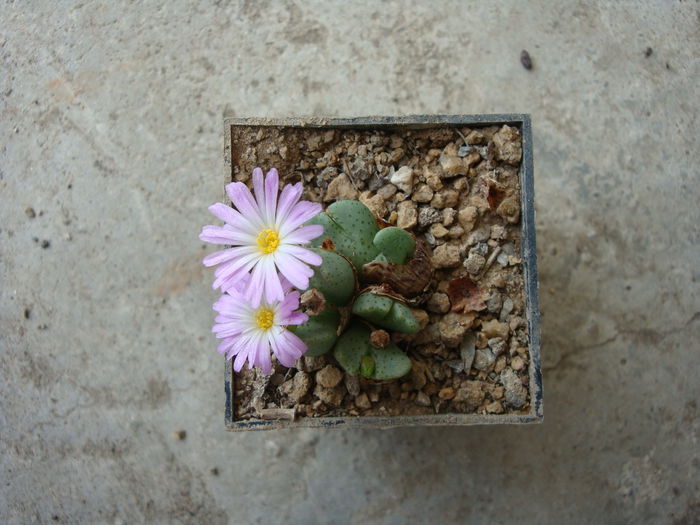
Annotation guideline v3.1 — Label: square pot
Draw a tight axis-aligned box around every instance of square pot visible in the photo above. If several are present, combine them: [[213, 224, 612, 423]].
[[222, 115, 542, 430]]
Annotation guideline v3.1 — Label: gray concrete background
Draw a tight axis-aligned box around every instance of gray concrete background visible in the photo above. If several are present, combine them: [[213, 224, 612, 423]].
[[1, 1, 698, 524]]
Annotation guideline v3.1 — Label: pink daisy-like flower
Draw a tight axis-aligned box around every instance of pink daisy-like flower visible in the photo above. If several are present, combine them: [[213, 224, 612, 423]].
[[199, 168, 323, 307], [213, 276, 308, 374]]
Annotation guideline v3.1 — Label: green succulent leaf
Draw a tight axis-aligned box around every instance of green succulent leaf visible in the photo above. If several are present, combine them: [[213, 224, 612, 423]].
[[360, 355, 376, 378], [305, 248, 356, 306], [333, 321, 412, 380], [373, 227, 416, 265], [351, 293, 393, 319], [352, 292, 420, 334], [306, 200, 380, 274], [333, 321, 371, 375], [369, 344, 412, 381], [289, 308, 340, 357]]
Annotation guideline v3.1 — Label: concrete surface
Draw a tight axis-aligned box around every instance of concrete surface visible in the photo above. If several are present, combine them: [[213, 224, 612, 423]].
[[1, 1, 698, 524]]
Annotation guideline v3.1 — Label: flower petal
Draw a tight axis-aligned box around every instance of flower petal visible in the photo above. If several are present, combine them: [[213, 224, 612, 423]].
[[262, 256, 284, 304], [274, 182, 303, 228], [278, 244, 323, 266], [207, 202, 254, 229], [284, 311, 308, 326], [226, 182, 264, 229], [255, 333, 272, 375], [217, 338, 236, 356], [252, 167, 265, 208], [233, 344, 249, 371], [279, 201, 323, 236], [264, 168, 279, 225], [282, 224, 324, 245], [203, 245, 257, 267], [275, 329, 307, 366], [274, 253, 314, 290], [199, 226, 237, 245], [213, 254, 259, 291], [276, 290, 301, 319], [244, 260, 266, 308]]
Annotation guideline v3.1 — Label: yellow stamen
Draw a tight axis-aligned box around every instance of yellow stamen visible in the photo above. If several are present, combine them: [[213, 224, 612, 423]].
[[255, 308, 274, 330], [256, 228, 280, 254]]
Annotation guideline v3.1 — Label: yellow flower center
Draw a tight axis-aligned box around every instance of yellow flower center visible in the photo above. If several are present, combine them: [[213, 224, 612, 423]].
[[255, 308, 275, 330], [256, 228, 280, 254]]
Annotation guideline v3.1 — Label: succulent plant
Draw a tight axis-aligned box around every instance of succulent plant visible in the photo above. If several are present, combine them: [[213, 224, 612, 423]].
[[333, 321, 412, 380], [289, 308, 341, 357], [306, 200, 380, 275], [296, 200, 433, 380], [352, 291, 420, 334], [305, 248, 355, 306], [372, 227, 415, 265]]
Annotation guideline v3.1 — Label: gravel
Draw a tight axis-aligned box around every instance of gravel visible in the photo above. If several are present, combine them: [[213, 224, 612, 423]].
[[500, 369, 527, 408]]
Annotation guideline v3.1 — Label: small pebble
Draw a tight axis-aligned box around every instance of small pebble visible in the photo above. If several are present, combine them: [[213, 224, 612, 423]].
[[511, 355, 526, 371], [426, 292, 451, 313], [486, 292, 503, 314], [441, 207, 456, 226], [411, 184, 434, 203], [344, 374, 361, 397], [431, 189, 459, 209], [520, 49, 533, 70], [445, 359, 464, 373], [316, 365, 343, 388], [454, 381, 485, 409], [457, 206, 478, 231], [280, 371, 311, 403], [439, 312, 476, 347], [415, 391, 431, 407], [438, 387, 455, 400], [313, 384, 345, 407], [40, 240, 51, 249], [490, 225, 506, 240], [390, 166, 414, 194], [473, 348, 496, 371], [466, 130, 486, 145], [500, 298, 514, 320], [432, 244, 461, 269], [396, 200, 418, 229], [447, 225, 464, 239], [418, 206, 441, 228], [464, 252, 485, 274], [482, 319, 510, 339], [173, 430, 187, 440], [377, 184, 397, 200], [428, 223, 449, 239], [25, 207, 36, 218], [485, 400, 504, 414], [488, 337, 506, 357], [423, 167, 443, 190], [501, 369, 527, 408], [355, 393, 371, 410]]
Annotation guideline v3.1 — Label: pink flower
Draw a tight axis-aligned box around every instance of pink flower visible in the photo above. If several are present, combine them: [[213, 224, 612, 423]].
[[213, 277, 308, 374], [200, 168, 323, 307]]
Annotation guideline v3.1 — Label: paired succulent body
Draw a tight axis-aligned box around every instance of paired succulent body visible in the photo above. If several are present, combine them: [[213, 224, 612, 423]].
[[290, 200, 433, 380]]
